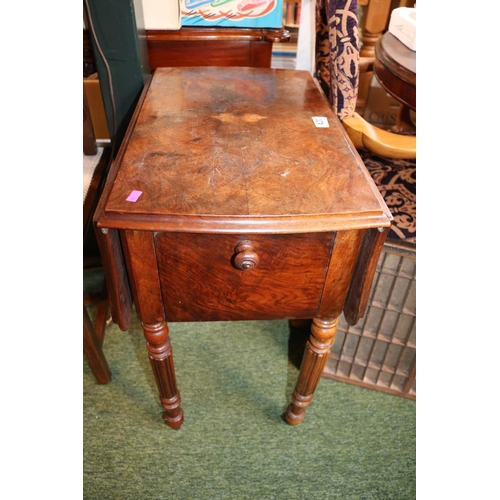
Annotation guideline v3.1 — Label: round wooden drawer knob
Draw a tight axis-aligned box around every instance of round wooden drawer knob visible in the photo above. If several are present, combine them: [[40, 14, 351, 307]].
[[233, 240, 259, 271]]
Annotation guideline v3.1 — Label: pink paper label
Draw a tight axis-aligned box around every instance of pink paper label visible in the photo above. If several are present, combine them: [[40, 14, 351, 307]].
[[126, 190, 142, 202]]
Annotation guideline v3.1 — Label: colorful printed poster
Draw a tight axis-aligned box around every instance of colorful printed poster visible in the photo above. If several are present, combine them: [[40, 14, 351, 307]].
[[181, 0, 283, 28]]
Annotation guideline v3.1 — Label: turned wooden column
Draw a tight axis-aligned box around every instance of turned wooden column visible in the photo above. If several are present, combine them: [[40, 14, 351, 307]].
[[356, 0, 393, 113], [142, 321, 183, 429], [118, 229, 185, 428], [285, 317, 338, 425]]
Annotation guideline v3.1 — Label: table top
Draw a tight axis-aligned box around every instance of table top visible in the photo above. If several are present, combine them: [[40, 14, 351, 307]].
[[98, 67, 391, 234], [375, 32, 416, 110]]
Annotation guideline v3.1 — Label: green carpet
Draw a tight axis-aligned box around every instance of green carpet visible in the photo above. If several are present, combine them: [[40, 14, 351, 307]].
[[84, 268, 415, 499]]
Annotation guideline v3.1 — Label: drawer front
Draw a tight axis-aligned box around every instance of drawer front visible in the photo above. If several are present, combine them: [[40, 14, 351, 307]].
[[154, 232, 335, 322]]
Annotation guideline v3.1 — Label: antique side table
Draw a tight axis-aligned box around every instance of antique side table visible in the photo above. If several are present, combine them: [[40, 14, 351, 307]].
[[94, 67, 392, 429], [374, 31, 416, 133]]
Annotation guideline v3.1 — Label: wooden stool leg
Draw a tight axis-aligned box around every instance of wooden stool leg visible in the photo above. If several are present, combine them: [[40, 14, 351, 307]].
[[83, 305, 111, 384], [285, 317, 337, 425], [393, 104, 416, 134], [142, 321, 184, 429]]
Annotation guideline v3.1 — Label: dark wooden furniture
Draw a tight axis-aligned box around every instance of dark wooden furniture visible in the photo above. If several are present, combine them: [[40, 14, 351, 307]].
[[146, 27, 290, 70], [374, 31, 416, 110], [84, 147, 112, 384], [94, 67, 392, 428], [83, 85, 97, 156], [84, 27, 290, 73], [374, 31, 416, 132], [83, 298, 111, 384]]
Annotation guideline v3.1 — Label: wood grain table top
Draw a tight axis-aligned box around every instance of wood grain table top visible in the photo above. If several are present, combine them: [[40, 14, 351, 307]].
[[99, 67, 391, 234]]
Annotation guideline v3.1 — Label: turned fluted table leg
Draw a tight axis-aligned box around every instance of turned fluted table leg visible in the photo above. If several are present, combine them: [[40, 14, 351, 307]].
[[142, 321, 184, 429], [285, 317, 338, 425]]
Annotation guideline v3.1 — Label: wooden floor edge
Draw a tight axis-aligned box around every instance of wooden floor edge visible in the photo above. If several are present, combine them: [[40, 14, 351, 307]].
[[321, 372, 416, 400]]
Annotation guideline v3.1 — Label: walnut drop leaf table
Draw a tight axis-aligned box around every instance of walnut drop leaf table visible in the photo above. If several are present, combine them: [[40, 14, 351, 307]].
[[94, 67, 392, 429]]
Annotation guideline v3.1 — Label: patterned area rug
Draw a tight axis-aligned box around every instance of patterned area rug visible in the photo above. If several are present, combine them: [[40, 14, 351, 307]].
[[358, 149, 416, 244]]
